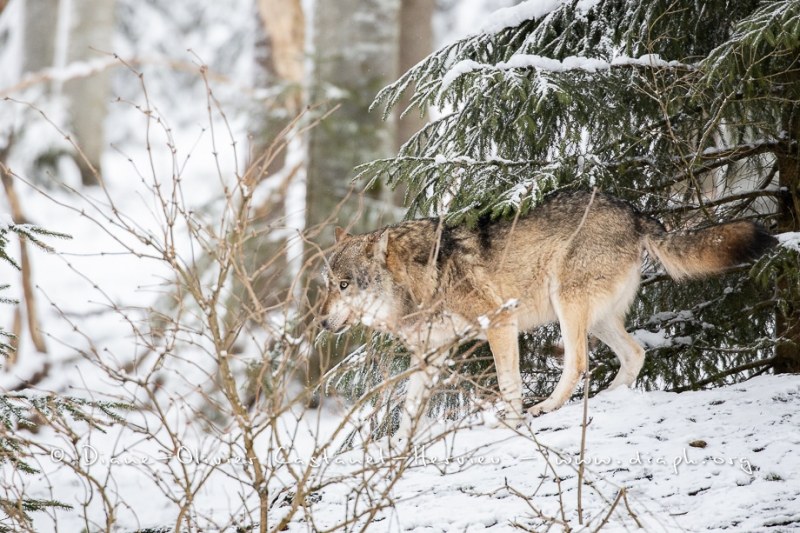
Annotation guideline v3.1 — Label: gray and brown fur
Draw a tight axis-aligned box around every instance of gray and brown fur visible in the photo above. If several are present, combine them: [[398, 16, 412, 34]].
[[320, 190, 776, 437]]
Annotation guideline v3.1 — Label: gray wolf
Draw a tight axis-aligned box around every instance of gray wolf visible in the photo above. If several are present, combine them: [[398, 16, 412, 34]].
[[319, 190, 775, 437]]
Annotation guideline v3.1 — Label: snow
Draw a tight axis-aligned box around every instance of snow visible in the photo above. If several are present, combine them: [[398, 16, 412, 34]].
[[575, 0, 602, 13], [475, 0, 600, 36], [0, 212, 13, 229], [2, 0, 799, 530], [1, 58, 119, 97], [610, 53, 692, 70], [632, 328, 692, 349], [439, 59, 483, 95], [632, 328, 671, 349], [274, 374, 800, 531], [479, 0, 563, 35], [440, 53, 694, 94], [778, 231, 800, 252]]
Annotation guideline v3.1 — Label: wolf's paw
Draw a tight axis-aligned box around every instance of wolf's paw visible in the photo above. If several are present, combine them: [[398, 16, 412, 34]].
[[491, 402, 525, 429], [607, 374, 636, 390], [497, 412, 525, 429], [527, 398, 559, 417], [386, 431, 413, 454], [489, 416, 524, 430]]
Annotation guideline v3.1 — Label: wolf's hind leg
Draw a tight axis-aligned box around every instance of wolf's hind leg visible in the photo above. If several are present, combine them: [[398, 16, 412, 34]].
[[591, 318, 644, 389], [529, 302, 588, 416]]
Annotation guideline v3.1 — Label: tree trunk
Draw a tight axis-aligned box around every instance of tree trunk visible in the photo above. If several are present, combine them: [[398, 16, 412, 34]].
[[307, 0, 401, 236], [231, 0, 308, 409], [22, 0, 59, 75], [304, 0, 402, 394], [396, 0, 434, 150], [224, 0, 305, 327], [253, 0, 305, 172], [63, 0, 115, 186], [257, 0, 304, 111], [773, 103, 800, 373]]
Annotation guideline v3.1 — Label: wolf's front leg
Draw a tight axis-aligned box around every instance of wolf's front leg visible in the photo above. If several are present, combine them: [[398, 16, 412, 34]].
[[486, 315, 523, 426], [394, 353, 442, 446]]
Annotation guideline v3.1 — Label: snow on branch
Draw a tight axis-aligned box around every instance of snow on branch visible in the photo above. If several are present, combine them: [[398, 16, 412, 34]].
[[440, 53, 695, 95], [0, 58, 119, 98], [0, 56, 248, 99], [479, 0, 600, 35], [778, 232, 800, 252]]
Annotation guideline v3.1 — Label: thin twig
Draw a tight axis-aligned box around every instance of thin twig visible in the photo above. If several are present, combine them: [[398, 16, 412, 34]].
[[577, 370, 591, 525]]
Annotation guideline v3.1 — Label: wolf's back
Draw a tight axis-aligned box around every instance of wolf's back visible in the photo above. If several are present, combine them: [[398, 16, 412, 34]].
[[642, 219, 777, 280]]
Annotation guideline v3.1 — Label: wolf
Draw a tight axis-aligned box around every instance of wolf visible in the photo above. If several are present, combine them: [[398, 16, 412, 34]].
[[319, 190, 776, 437]]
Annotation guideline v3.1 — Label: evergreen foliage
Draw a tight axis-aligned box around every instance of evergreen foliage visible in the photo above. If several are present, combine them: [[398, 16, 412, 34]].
[[0, 220, 69, 360], [0, 221, 69, 273], [0, 222, 126, 530], [0, 394, 127, 531], [355, 0, 800, 400]]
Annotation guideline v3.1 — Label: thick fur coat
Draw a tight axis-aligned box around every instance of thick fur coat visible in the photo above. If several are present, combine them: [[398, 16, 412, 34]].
[[320, 190, 776, 437]]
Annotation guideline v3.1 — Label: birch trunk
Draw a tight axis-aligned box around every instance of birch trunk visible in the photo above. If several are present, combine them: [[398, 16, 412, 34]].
[[63, 0, 115, 186], [22, 0, 59, 75]]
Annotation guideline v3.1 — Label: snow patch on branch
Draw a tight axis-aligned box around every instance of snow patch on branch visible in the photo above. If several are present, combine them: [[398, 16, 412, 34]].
[[0, 58, 119, 97], [432, 154, 517, 166], [611, 53, 693, 70], [0, 213, 13, 229], [575, 0, 602, 13], [439, 53, 694, 95], [633, 328, 692, 349], [439, 60, 483, 96], [480, 0, 562, 34], [778, 232, 800, 251]]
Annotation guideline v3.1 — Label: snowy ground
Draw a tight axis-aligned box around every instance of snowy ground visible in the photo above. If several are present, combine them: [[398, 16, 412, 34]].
[[1, 112, 799, 533], [1, 100, 798, 533], [2, 1, 799, 530], [272, 374, 800, 532]]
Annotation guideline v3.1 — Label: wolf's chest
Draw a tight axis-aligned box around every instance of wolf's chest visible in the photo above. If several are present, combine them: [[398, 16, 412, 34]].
[[399, 311, 480, 352]]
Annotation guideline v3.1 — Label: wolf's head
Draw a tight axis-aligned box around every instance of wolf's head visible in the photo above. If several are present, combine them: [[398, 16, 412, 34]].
[[318, 227, 401, 333]]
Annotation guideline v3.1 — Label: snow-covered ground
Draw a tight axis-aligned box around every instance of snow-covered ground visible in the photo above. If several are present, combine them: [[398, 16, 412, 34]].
[[2, 1, 800, 531], [5, 156, 798, 531], [274, 374, 800, 532], [2, 67, 799, 533]]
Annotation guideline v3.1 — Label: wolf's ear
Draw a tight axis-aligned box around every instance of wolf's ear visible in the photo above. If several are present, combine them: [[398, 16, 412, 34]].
[[334, 226, 351, 243], [375, 229, 390, 264]]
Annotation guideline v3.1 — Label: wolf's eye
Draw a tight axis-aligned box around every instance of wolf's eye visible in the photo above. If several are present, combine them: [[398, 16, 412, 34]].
[[339, 281, 349, 290]]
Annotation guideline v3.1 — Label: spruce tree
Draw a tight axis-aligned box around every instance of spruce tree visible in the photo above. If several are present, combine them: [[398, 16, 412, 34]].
[[360, 0, 800, 396], [0, 221, 127, 530]]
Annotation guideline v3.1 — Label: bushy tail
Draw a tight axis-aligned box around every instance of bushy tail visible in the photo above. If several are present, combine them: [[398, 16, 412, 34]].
[[643, 219, 777, 280]]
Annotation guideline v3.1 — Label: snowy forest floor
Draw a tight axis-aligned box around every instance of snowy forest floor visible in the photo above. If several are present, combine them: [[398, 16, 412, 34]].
[[1, 56, 798, 532], [1, 140, 798, 532], [276, 374, 800, 532]]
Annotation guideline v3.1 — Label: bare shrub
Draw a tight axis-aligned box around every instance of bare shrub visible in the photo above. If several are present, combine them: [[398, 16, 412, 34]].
[[1, 59, 649, 533]]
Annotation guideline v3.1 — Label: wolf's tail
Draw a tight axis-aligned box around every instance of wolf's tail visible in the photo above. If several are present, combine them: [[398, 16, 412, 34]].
[[641, 218, 777, 280]]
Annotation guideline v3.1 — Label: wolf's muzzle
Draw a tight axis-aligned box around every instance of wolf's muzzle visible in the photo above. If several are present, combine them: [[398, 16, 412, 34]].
[[320, 317, 347, 334]]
